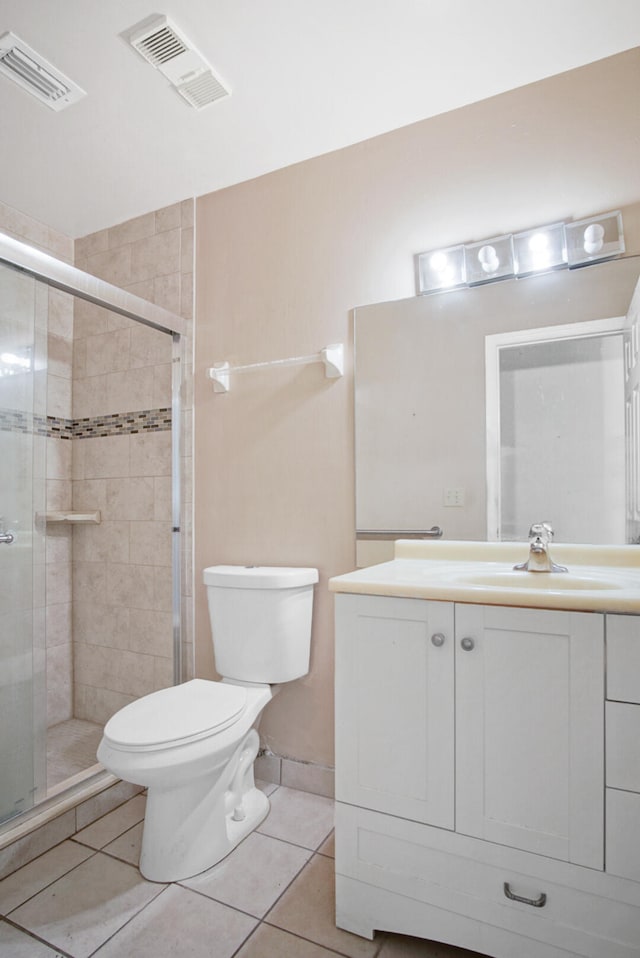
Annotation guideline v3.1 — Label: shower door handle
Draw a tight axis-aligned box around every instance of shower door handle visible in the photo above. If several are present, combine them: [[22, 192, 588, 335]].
[[0, 532, 14, 544]]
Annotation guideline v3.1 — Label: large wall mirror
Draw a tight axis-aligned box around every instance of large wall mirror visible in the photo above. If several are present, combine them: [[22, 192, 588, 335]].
[[354, 255, 640, 556]]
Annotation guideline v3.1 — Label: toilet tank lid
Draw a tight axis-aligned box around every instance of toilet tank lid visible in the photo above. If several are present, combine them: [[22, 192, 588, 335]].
[[203, 565, 319, 589]]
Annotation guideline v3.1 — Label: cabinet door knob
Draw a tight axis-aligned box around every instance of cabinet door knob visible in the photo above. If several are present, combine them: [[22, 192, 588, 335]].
[[431, 633, 445, 647], [460, 636, 475, 652], [503, 882, 547, 908]]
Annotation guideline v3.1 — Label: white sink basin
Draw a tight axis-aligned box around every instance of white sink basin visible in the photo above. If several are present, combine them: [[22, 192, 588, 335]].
[[329, 540, 640, 612]]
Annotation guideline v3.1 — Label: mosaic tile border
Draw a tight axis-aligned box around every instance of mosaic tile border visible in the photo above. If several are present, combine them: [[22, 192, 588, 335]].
[[43, 414, 73, 439], [0, 408, 172, 439], [73, 408, 172, 439]]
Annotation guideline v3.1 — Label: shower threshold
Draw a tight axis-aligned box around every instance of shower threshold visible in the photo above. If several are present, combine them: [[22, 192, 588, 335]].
[[46, 719, 104, 796]]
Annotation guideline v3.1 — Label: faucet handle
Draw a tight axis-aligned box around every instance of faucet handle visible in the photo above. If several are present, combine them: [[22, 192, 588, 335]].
[[528, 521, 554, 540]]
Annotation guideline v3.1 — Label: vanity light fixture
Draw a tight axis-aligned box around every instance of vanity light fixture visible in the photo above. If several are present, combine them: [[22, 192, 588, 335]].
[[513, 222, 566, 276], [565, 210, 625, 267], [416, 244, 466, 293], [416, 210, 624, 295], [464, 234, 514, 286]]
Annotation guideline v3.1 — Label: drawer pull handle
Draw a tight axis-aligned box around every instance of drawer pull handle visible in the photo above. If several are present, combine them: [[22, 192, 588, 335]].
[[431, 633, 446, 647], [503, 882, 547, 908]]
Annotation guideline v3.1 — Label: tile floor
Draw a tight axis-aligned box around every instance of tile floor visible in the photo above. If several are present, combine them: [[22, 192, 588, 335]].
[[0, 784, 486, 958], [46, 719, 103, 790]]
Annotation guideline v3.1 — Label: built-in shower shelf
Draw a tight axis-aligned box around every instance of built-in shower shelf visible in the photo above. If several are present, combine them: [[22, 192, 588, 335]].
[[40, 511, 101, 524]]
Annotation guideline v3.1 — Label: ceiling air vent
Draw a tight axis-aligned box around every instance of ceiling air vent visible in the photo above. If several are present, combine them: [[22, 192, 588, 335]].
[[127, 15, 230, 110], [131, 21, 188, 67], [176, 70, 229, 109], [0, 31, 85, 111]]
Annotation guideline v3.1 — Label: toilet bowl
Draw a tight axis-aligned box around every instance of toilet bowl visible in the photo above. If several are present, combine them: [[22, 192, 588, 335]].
[[97, 565, 318, 882], [98, 678, 272, 881]]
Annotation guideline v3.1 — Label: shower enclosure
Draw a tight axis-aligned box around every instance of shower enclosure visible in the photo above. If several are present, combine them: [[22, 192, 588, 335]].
[[0, 231, 185, 828]]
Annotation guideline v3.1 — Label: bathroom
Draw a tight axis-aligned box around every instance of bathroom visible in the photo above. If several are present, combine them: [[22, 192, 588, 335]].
[[1, 4, 640, 956]]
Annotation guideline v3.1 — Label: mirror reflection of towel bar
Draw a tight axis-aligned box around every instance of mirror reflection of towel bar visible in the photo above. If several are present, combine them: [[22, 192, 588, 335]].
[[357, 526, 443, 541]]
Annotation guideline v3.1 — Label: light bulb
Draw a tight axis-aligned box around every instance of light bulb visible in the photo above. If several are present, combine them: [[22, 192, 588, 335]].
[[429, 251, 448, 272], [478, 245, 499, 274], [527, 232, 551, 268], [528, 232, 549, 253], [583, 223, 605, 255]]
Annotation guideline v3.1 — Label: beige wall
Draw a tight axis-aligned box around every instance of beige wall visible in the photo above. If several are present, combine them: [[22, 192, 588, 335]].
[[195, 49, 640, 767]]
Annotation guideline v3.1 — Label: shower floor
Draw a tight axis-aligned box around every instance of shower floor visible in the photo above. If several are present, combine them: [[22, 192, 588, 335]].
[[46, 719, 104, 792]]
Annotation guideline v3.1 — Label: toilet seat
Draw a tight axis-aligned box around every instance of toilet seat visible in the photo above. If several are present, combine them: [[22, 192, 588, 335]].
[[103, 679, 248, 751]]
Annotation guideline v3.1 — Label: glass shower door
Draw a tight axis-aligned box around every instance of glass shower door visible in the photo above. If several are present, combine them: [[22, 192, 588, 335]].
[[0, 261, 47, 823]]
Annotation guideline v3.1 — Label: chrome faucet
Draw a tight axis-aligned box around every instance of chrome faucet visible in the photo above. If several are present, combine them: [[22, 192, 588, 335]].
[[0, 516, 14, 545], [513, 522, 568, 573]]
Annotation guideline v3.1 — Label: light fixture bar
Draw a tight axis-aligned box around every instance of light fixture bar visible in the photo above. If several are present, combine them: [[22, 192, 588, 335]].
[[416, 210, 624, 296]]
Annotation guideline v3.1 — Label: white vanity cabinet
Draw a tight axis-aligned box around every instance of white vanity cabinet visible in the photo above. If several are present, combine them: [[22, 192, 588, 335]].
[[455, 603, 604, 869], [334, 593, 640, 958]]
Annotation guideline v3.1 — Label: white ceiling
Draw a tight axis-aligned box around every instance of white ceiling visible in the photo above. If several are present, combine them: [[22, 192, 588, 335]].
[[1, 0, 640, 239]]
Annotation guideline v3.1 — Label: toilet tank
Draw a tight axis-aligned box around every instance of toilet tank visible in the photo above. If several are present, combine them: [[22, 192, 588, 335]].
[[203, 566, 319, 683]]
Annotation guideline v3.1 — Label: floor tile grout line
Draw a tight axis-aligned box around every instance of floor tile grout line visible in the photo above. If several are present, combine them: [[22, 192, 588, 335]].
[[84, 881, 171, 958], [1, 913, 77, 958], [168, 880, 265, 923], [174, 840, 314, 921], [2, 789, 343, 958], [256, 916, 374, 958], [225, 915, 261, 958], [3, 848, 378, 958], [77, 839, 333, 954], [259, 847, 331, 922], [257, 845, 383, 958], [2, 819, 333, 921], [71, 815, 146, 858], [241, 849, 357, 958], [255, 824, 335, 855], [4, 850, 164, 956], [3, 847, 100, 919]]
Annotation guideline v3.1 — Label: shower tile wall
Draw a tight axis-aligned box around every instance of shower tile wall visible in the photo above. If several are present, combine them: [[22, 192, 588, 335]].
[[73, 201, 194, 725]]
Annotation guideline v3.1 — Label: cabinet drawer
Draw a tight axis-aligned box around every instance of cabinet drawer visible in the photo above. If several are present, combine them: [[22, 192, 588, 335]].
[[336, 802, 640, 958], [606, 702, 640, 792], [607, 789, 640, 883], [607, 614, 640, 703]]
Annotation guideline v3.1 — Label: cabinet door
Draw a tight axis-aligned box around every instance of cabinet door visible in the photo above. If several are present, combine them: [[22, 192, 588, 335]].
[[335, 593, 454, 828], [455, 604, 604, 869]]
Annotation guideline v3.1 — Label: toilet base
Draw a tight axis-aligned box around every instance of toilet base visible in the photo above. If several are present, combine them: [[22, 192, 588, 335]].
[[139, 728, 270, 882]]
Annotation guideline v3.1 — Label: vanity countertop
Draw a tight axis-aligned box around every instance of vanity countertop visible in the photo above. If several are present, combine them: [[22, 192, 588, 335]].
[[329, 540, 640, 613]]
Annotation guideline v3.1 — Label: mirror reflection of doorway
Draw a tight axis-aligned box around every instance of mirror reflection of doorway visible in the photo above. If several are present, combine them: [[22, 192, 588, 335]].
[[486, 318, 625, 543]]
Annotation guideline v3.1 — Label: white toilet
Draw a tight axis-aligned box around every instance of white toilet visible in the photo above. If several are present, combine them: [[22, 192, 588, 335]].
[[97, 564, 318, 882]]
